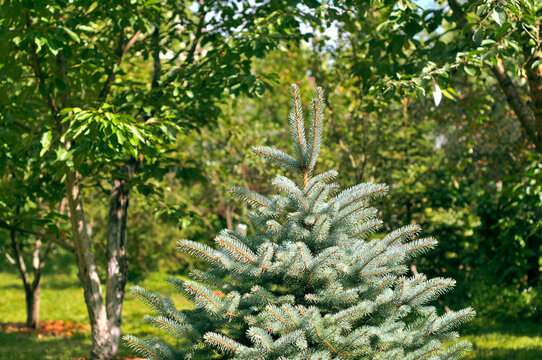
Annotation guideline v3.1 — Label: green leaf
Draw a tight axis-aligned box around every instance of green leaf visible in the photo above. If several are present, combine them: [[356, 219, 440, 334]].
[[464, 65, 477, 76], [447, 87, 458, 96], [34, 37, 46, 53], [473, 28, 483, 46], [441, 88, 456, 100], [476, 4, 488, 17], [481, 39, 496, 46], [432, 79, 442, 107], [40, 131, 52, 156], [127, 124, 145, 142], [63, 27, 80, 43], [495, 22, 512, 39], [492, 8, 507, 26], [531, 59, 542, 69], [87, 2, 99, 14], [116, 131, 126, 145], [461, 22, 475, 37], [527, 220, 542, 237], [56, 147, 73, 162]]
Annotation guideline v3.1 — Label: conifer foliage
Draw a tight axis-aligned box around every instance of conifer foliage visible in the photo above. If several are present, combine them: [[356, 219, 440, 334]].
[[125, 85, 475, 359]]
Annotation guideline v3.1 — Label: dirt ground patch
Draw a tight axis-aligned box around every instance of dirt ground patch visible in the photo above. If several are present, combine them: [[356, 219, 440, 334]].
[[0, 320, 89, 337]]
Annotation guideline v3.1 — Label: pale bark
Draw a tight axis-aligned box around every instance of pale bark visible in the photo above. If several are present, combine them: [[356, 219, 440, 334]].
[[25, 274, 41, 328], [105, 163, 134, 354], [64, 163, 135, 358], [226, 204, 234, 230], [65, 170, 112, 359]]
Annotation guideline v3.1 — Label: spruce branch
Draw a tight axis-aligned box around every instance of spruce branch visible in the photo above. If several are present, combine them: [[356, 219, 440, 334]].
[[253, 146, 300, 172], [305, 87, 326, 173], [289, 84, 308, 171]]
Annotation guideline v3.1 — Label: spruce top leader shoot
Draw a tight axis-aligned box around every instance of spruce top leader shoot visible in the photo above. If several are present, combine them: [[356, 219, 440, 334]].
[[126, 84, 474, 360]]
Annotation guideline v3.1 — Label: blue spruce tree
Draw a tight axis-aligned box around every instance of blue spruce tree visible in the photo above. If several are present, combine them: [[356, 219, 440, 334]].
[[125, 85, 475, 360]]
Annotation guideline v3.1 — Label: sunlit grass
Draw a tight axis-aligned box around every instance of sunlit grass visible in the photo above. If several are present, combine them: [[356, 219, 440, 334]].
[[0, 271, 191, 359], [0, 271, 540, 359], [461, 320, 542, 360], [464, 332, 542, 360]]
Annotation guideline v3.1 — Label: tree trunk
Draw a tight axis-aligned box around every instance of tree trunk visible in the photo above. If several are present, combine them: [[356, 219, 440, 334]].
[[523, 33, 542, 151], [525, 232, 541, 287], [105, 163, 134, 355], [24, 279, 41, 329], [65, 170, 112, 359], [226, 204, 233, 230], [10, 228, 33, 328], [8, 213, 54, 330]]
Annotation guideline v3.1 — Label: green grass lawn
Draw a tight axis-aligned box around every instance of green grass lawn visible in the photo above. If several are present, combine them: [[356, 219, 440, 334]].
[[0, 271, 540, 359], [0, 271, 190, 360], [463, 321, 542, 360]]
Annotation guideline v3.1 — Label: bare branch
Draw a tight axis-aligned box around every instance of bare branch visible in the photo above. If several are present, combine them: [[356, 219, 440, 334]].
[[9, 227, 31, 292], [39, 240, 54, 271], [183, 10, 206, 70], [151, 23, 162, 90], [25, 12, 59, 119], [98, 29, 142, 101], [0, 219, 75, 253], [491, 60, 541, 148], [13, 120, 32, 131], [160, 9, 207, 89], [56, 51, 69, 108], [2, 248, 16, 266]]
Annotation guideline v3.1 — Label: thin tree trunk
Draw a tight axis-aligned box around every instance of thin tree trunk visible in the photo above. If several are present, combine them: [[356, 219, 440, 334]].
[[10, 228, 33, 327], [490, 61, 542, 151], [522, 30, 542, 149], [65, 170, 112, 359], [27, 238, 42, 329], [226, 204, 234, 230], [105, 163, 134, 355], [27, 235, 53, 329], [10, 227, 30, 289], [9, 228, 46, 329], [525, 232, 541, 287], [25, 277, 41, 328]]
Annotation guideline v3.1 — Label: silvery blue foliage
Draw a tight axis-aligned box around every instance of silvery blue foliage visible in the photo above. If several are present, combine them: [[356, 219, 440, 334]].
[[125, 84, 474, 360]]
